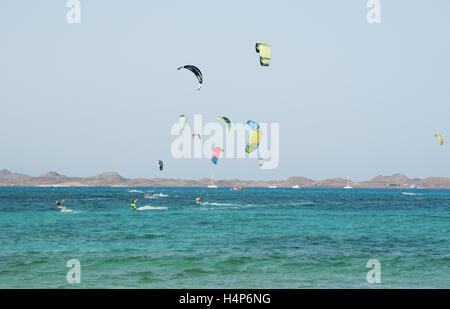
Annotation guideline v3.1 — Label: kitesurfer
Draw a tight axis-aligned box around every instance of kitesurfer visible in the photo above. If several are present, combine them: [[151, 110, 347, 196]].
[[195, 197, 202, 205], [130, 199, 137, 210], [56, 200, 65, 210]]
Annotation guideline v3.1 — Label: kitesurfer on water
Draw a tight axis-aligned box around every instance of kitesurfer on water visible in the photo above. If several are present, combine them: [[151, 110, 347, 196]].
[[56, 200, 65, 210], [130, 199, 137, 210], [195, 197, 202, 206]]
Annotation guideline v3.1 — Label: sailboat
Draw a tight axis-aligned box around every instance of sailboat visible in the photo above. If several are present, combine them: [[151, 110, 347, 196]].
[[344, 177, 353, 189], [207, 172, 218, 188]]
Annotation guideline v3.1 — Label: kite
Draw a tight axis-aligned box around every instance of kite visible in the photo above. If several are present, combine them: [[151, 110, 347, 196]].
[[179, 115, 187, 132], [435, 133, 444, 146], [211, 147, 224, 165], [255, 43, 271, 66], [217, 116, 231, 132], [177, 65, 203, 90]]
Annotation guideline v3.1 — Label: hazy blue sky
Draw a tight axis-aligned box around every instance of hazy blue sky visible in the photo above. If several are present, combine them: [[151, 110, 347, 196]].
[[1, 0, 449, 181]]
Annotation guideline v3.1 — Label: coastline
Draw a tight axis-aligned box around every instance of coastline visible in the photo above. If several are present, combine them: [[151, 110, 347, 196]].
[[1, 170, 450, 188]]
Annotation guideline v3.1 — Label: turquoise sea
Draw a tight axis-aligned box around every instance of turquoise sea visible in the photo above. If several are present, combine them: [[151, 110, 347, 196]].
[[0, 187, 448, 288]]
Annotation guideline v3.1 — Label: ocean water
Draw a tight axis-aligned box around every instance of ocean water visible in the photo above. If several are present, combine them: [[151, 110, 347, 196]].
[[0, 187, 449, 288]]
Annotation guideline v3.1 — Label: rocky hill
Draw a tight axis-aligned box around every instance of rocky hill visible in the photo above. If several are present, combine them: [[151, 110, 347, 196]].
[[0, 170, 449, 188]]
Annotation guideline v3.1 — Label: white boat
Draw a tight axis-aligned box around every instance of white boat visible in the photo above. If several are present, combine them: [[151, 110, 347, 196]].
[[268, 185, 278, 189], [207, 173, 218, 188], [344, 177, 353, 189], [291, 185, 300, 189], [409, 184, 416, 189]]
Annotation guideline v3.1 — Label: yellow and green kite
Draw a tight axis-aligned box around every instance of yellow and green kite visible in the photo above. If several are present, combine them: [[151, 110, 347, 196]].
[[255, 42, 271, 66]]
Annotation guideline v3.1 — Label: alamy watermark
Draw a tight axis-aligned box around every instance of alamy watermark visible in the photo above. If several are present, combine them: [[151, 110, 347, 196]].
[[366, 259, 381, 283], [367, 0, 381, 24], [66, 0, 81, 24], [64, 1, 381, 25], [66, 259, 81, 284], [170, 115, 280, 169]]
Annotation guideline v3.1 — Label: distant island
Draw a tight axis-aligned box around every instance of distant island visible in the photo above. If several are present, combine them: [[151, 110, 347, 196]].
[[1, 169, 450, 188]]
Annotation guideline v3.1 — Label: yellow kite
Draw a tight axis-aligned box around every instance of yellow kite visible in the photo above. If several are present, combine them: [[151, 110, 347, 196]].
[[435, 133, 444, 146], [255, 43, 271, 66]]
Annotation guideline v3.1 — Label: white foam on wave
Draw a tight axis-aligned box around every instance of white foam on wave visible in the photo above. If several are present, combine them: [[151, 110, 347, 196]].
[[128, 190, 143, 193], [202, 202, 236, 206], [401, 192, 423, 196], [137, 206, 168, 211], [61, 208, 78, 213], [294, 202, 316, 206], [199, 207, 240, 211]]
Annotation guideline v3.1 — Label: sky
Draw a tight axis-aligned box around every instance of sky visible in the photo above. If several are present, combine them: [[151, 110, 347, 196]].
[[0, 0, 449, 181]]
